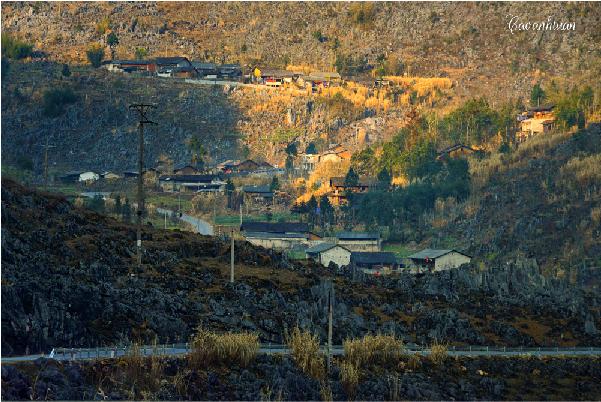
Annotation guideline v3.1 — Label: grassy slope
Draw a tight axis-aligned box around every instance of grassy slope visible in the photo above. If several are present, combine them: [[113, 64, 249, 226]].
[[433, 124, 601, 276]]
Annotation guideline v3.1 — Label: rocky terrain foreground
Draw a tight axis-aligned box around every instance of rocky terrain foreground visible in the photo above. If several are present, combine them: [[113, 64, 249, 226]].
[[2, 354, 601, 400], [2, 178, 600, 358]]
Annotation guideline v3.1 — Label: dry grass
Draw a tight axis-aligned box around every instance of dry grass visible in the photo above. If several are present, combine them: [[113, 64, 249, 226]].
[[561, 154, 601, 188], [319, 381, 333, 402], [384, 76, 452, 97], [407, 352, 422, 370], [343, 334, 404, 368], [591, 207, 601, 224], [286, 327, 326, 380], [339, 360, 360, 399], [189, 328, 259, 368], [429, 341, 448, 365]]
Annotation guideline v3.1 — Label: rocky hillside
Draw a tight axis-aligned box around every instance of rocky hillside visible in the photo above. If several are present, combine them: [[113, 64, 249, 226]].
[[3, 354, 601, 400], [2, 179, 600, 357], [3, 2, 601, 101], [1, 61, 243, 173]]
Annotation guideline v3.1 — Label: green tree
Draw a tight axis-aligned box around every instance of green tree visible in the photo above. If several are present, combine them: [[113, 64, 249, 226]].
[[42, 87, 77, 118], [351, 147, 378, 176], [1, 57, 9, 80], [377, 167, 392, 189], [134, 47, 148, 60], [61, 63, 71, 77], [305, 142, 318, 154], [88, 195, 105, 214], [86, 43, 104, 68], [1, 34, 33, 60], [122, 198, 132, 223], [225, 179, 236, 209], [307, 195, 318, 225], [439, 98, 499, 144], [188, 135, 207, 170], [344, 167, 359, 187], [319, 196, 335, 226], [106, 32, 119, 60], [285, 141, 298, 176], [270, 176, 280, 191], [114, 195, 122, 215], [530, 83, 546, 106]]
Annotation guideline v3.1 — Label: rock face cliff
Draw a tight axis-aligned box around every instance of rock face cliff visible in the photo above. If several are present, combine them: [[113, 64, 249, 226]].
[[1, 179, 600, 357]]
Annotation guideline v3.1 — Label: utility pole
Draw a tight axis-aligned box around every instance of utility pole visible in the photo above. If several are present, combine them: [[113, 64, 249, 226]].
[[38, 138, 56, 190], [239, 203, 243, 225], [327, 280, 333, 374], [230, 229, 235, 283], [129, 103, 157, 269]]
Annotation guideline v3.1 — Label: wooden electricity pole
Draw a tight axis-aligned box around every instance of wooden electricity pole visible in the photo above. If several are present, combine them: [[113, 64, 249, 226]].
[[327, 280, 333, 374], [39, 137, 56, 190], [230, 229, 235, 283], [129, 103, 157, 268]]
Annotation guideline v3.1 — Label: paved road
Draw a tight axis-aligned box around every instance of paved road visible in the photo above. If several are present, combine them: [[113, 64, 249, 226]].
[[4, 344, 601, 363], [78, 192, 213, 235], [185, 78, 307, 95], [156, 207, 213, 235]]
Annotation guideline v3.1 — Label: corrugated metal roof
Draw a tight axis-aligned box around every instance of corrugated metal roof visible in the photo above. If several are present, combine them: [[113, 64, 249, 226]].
[[241, 222, 309, 234], [336, 232, 380, 240], [244, 232, 306, 239], [305, 242, 337, 254], [159, 175, 216, 183], [350, 252, 397, 265], [407, 249, 471, 259]]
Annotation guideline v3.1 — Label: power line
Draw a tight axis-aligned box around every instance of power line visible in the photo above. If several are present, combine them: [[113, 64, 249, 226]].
[[129, 103, 158, 269]]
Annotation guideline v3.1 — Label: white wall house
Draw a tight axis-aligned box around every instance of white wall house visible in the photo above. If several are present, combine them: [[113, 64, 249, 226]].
[[336, 232, 381, 252], [407, 249, 471, 272], [306, 243, 352, 268]]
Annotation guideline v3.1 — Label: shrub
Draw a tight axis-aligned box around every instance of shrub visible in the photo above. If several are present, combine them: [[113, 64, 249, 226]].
[[86, 43, 104, 67], [61, 63, 71, 77], [1, 34, 33, 59], [42, 87, 77, 117], [189, 328, 259, 368], [407, 353, 422, 370], [343, 334, 404, 368], [286, 327, 325, 380], [349, 3, 376, 25], [429, 341, 448, 365], [96, 16, 111, 35], [134, 47, 148, 60]]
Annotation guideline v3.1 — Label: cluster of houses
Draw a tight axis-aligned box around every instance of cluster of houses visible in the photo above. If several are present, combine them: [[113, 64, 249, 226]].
[[239, 221, 471, 275], [105, 56, 343, 91], [106, 57, 243, 80], [516, 105, 556, 142]]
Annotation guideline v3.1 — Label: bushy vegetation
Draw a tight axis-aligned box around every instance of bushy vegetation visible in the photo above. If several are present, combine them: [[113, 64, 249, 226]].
[[429, 341, 448, 365], [286, 327, 325, 380], [42, 87, 78, 117], [134, 47, 148, 60], [343, 334, 404, 368], [348, 2, 377, 26], [189, 328, 259, 368], [86, 43, 105, 67], [1, 33, 33, 60]]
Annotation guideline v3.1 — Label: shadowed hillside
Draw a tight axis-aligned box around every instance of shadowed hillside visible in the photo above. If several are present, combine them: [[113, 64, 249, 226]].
[[2, 179, 600, 357]]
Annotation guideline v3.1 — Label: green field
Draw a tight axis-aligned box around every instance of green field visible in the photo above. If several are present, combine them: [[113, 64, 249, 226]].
[[146, 194, 193, 211], [382, 243, 418, 258]]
